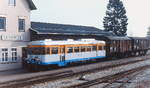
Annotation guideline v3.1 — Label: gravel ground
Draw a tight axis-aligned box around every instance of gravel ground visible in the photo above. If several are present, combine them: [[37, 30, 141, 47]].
[[25, 57, 150, 88], [123, 69, 150, 88]]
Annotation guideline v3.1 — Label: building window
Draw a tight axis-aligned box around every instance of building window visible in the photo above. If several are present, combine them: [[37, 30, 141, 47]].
[[1, 48, 8, 62], [11, 48, 17, 62], [19, 19, 25, 32], [0, 17, 6, 31], [9, 0, 16, 6]]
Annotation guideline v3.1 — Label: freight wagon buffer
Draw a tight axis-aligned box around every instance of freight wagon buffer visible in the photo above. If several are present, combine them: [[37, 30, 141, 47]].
[[24, 39, 106, 71]]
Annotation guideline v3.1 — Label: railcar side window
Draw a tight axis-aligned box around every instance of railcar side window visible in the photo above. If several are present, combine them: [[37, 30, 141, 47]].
[[46, 47, 50, 54], [67, 47, 73, 53], [52, 47, 58, 54], [74, 47, 79, 52], [103, 46, 106, 50], [102, 46, 104, 50], [60, 48, 65, 54], [87, 46, 91, 52], [92, 46, 97, 51], [31, 47, 37, 55], [99, 46, 102, 50], [39, 47, 45, 55], [81, 46, 86, 52]]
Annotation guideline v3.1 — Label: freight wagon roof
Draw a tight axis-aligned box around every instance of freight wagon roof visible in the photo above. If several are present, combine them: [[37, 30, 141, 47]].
[[105, 36, 131, 40], [130, 37, 149, 40], [31, 22, 114, 36], [28, 39, 105, 46]]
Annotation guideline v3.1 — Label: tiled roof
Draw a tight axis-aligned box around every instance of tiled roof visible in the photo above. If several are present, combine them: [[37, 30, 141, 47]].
[[26, 0, 37, 10], [31, 22, 114, 36]]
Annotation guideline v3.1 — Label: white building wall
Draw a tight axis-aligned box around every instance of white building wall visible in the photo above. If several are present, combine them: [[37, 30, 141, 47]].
[[0, 0, 31, 71]]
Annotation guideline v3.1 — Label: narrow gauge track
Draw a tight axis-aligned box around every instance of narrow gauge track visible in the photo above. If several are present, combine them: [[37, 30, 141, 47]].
[[66, 65, 150, 88], [0, 56, 150, 88]]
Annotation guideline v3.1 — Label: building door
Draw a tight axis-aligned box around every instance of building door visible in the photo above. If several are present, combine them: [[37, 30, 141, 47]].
[[22, 47, 28, 60]]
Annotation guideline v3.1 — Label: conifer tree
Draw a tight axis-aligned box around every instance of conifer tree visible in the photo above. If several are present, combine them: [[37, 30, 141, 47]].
[[103, 0, 128, 36]]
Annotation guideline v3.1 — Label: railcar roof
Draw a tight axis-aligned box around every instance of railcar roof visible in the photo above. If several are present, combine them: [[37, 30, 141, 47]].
[[28, 39, 105, 46]]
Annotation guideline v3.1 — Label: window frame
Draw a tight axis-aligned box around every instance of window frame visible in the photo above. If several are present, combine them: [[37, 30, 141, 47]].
[[18, 19, 25, 32], [8, 0, 16, 6], [11, 48, 17, 62], [0, 17, 6, 31], [1, 48, 8, 62]]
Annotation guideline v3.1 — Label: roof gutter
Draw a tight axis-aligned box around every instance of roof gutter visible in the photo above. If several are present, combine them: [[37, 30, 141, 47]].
[[26, 0, 37, 10]]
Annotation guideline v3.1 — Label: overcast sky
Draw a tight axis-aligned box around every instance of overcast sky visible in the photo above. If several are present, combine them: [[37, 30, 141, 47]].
[[31, 0, 150, 37]]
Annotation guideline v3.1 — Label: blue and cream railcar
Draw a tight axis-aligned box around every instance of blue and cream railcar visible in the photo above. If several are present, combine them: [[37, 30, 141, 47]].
[[25, 39, 106, 67]]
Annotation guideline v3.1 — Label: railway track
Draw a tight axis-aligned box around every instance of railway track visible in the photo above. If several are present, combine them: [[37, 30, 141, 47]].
[[0, 56, 150, 88], [66, 65, 150, 88]]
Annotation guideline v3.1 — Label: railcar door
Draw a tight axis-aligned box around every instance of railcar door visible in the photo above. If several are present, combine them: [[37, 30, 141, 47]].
[[60, 47, 65, 62]]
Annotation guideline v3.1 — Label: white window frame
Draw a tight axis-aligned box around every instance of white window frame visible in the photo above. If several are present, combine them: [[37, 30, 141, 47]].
[[0, 17, 6, 31], [9, 0, 16, 6], [11, 48, 17, 62], [18, 18, 25, 32], [1, 48, 9, 62]]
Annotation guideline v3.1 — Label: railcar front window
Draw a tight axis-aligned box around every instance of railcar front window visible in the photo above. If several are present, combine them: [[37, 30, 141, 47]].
[[29, 47, 45, 55], [27, 48, 32, 55], [40, 47, 45, 54]]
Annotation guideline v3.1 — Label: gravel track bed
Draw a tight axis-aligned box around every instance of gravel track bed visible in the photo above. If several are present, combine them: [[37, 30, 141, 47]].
[[25, 57, 150, 88], [122, 69, 150, 88]]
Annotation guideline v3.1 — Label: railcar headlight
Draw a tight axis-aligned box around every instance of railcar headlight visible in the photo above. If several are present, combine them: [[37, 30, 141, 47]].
[[33, 57, 41, 62]]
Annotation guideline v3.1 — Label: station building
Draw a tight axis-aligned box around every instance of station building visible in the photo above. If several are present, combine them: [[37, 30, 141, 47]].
[[0, 0, 36, 71], [0, 0, 113, 71]]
